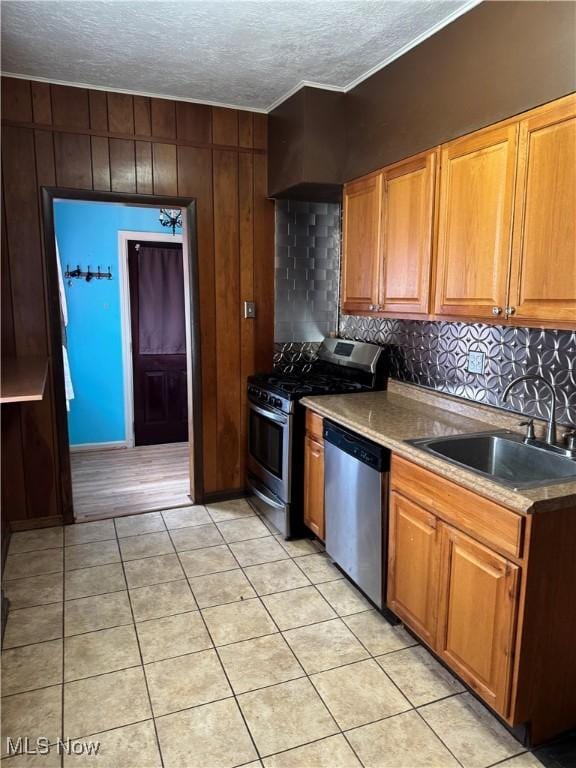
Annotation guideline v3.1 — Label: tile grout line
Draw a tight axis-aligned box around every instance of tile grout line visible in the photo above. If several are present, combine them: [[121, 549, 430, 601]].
[[2, 626, 469, 711], [412, 706, 467, 768], [7, 509, 280, 558], [273, 553, 390, 768], [41, 715, 155, 750], [3, 526, 309, 582], [113, 521, 166, 768], [237, 527, 369, 768], [299, 552, 490, 768], [174, 520, 365, 766], [165, 523, 266, 765], [1, 623, 469, 702], [264, 536, 469, 766], [2, 551, 375, 658], [297, 558, 470, 766]]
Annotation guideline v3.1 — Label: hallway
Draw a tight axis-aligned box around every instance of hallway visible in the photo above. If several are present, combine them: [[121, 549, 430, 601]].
[[71, 443, 190, 521]]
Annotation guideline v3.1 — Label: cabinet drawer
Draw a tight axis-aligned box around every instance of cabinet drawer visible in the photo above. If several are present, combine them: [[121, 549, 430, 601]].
[[306, 410, 324, 442], [391, 455, 524, 558]]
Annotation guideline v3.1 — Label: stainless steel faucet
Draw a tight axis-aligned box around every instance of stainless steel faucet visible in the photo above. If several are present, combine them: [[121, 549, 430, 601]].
[[501, 374, 557, 445]]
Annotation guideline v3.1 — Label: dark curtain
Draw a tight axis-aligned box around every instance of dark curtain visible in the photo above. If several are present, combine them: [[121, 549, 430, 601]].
[[137, 246, 186, 355]]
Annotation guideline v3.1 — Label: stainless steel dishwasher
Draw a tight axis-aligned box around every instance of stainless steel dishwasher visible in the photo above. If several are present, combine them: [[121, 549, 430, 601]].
[[324, 420, 391, 612]]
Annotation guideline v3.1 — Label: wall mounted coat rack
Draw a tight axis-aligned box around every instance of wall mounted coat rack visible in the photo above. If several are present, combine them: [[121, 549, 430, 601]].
[[65, 265, 113, 285]]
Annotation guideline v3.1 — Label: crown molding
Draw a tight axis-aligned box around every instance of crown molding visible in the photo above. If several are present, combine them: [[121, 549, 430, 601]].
[[265, 79, 346, 114], [265, 0, 482, 112], [341, 0, 482, 92], [3, 0, 482, 116], [1, 72, 269, 114]]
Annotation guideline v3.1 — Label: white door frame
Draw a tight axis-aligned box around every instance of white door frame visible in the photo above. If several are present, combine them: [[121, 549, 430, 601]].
[[118, 230, 184, 448]]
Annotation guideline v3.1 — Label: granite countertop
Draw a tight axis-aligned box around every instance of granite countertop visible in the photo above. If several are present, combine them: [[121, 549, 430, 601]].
[[301, 388, 576, 515]]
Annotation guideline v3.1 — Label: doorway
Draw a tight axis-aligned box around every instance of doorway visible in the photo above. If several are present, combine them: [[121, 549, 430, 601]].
[[42, 189, 203, 525], [127, 239, 188, 446], [118, 232, 188, 448]]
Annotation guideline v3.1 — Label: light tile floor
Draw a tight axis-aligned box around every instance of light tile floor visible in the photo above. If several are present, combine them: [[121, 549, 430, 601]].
[[0, 499, 560, 768]]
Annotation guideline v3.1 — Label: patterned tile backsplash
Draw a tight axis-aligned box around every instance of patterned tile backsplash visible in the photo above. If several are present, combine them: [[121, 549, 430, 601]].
[[275, 200, 340, 343], [273, 341, 321, 375], [339, 316, 576, 426]]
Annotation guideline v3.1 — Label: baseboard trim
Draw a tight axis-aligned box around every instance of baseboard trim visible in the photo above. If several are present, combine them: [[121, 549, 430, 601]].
[[70, 441, 128, 453], [1, 520, 11, 571], [10, 516, 64, 531], [201, 488, 248, 504]]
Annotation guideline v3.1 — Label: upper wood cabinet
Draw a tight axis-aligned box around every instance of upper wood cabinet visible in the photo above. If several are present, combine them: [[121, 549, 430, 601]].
[[434, 124, 518, 320], [379, 150, 437, 315], [341, 173, 383, 313], [508, 96, 576, 325], [341, 94, 575, 328], [341, 151, 436, 316]]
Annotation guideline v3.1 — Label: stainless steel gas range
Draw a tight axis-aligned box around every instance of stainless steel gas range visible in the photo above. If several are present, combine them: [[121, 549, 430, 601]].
[[247, 338, 387, 538]]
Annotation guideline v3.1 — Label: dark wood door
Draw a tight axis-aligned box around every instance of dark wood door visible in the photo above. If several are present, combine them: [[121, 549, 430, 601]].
[[128, 241, 188, 446]]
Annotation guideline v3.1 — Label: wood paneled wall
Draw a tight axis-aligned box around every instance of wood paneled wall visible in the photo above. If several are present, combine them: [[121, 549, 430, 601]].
[[1, 76, 274, 526]]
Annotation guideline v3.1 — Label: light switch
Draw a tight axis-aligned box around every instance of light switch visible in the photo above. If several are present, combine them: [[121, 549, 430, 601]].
[[244, 301, 256, 319]]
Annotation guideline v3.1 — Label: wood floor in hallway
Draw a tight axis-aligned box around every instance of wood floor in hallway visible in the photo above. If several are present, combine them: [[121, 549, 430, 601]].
[[71, 442, 190, 521]]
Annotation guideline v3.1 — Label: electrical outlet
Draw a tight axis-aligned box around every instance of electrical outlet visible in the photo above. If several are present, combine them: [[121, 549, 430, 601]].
[[467, 350, 485, 374]]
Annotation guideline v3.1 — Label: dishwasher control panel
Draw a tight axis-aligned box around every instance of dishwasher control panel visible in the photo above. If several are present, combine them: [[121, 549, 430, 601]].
[[323, 422, 389, 473]]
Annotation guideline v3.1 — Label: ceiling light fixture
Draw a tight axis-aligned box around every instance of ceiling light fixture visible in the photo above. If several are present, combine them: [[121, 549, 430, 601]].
[[159, 208, 183, 235]]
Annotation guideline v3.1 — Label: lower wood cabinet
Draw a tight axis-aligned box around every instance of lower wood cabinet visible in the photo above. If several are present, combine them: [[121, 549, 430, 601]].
[[388, 454, 576, 744], [389, 489, 518, 713], [436, 524, 519, 715], [303, 411, 325, 540], [388, 492, 440, 647], [388, 491, 519, 716]]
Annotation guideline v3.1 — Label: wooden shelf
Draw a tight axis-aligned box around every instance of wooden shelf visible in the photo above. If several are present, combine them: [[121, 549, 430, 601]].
[[1, 357, 48, 404]]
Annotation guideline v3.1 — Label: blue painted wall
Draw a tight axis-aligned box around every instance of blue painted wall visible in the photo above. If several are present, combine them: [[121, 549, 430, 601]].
[[54, 201, 169, 446]]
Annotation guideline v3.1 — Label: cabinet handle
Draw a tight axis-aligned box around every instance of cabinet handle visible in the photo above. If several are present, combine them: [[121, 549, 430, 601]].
[[505, 306, 516, 316], [491, 306, 502, 316]]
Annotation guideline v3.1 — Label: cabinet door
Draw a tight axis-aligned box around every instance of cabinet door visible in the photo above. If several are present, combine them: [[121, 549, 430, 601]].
[[387, 491, 440, 647], [304, 435, 325, 540], [508, 95, 576, 326], [341, 173, 383, 313], [379, 150, 437, 315], [437, 524, 519, 716], [434, 124, 518, 319]]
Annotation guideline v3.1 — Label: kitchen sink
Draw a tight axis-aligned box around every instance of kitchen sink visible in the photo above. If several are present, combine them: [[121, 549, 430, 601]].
[[407, 431, 576, 489]]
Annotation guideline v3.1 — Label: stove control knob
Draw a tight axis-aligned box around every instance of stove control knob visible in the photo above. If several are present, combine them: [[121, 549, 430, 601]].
[[274, 398, 282, 408]]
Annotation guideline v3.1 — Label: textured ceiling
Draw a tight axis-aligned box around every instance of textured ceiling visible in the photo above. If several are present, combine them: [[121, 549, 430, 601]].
[[2, 0, 478, 111]]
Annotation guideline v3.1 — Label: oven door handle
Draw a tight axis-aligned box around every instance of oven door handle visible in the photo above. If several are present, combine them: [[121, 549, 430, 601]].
[[247, 477, 286, 510], [249, 401, 287, 425]]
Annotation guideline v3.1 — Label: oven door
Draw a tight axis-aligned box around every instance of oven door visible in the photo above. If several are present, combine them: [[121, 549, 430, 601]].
[[247, 398, 292, 502]]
